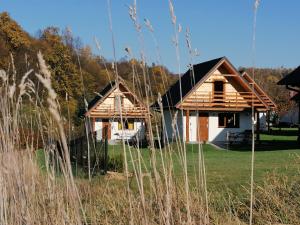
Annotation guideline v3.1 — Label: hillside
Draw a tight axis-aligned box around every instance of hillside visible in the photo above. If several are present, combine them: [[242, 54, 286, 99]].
[[0, 12, 177, 125]]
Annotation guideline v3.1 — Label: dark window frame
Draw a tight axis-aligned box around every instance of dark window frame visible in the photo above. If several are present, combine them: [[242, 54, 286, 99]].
[[118, 119, 134, 130], [218, 113, 240, 128], [213, 80, 224, 103]]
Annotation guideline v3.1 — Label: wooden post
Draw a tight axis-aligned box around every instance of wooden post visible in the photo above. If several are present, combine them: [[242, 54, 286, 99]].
[[186, 110, 190, 143], [104, 126, 108, 174], [256, 111, 260, 143]]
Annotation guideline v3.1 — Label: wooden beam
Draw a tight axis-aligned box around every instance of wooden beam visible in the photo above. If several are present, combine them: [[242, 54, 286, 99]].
[[186, 110, 189, 143], [89, 114, 149, 118], [220, 74, 239, 77], [92, 117, 96, 132], [178, 107, 244, 111]]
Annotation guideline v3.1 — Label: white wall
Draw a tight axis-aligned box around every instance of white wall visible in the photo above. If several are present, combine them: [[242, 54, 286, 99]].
[[94, 118, 145, 141], [111, 120, 145, 141], [208, 111, 252, 142], [181, 111, 197, 142], [183, 111, 252, 142], [94, 119, 102, 140], [258, 112, 267, 131], [189, 112, 198, 142], [163, 110, 252, 143]]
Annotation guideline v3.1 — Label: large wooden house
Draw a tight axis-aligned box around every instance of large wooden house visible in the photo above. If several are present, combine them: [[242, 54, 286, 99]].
[[85, 79, 149, 143], [154, 57, 273, 143]]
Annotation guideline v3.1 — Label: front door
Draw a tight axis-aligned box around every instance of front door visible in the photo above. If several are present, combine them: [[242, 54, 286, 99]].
[[102, 120, 111, 140], [197, 113, 209, 142]]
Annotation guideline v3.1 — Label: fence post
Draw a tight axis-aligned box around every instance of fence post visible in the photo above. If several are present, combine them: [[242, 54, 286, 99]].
[[226, 131, 230, 151], [104, 126, 108, 174]]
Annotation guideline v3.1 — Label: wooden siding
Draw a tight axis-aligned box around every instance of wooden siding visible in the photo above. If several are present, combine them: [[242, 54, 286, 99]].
[[88, 88, 148, 118], [179, 69, 267, 111]]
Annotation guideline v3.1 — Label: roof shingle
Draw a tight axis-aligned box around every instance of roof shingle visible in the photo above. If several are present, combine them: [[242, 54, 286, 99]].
[[278, 66, 300, 86]]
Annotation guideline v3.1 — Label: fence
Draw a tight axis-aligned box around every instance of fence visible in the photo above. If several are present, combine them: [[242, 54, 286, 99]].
[[69, 127, 108, 176]]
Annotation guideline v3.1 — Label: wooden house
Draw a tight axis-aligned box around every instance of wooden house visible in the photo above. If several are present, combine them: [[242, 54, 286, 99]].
[[278, 66, 300, 142], [153, 57, 271, 143], [85, 79, 149, 143]]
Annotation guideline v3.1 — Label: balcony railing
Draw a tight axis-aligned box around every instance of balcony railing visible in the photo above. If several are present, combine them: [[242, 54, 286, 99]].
[[89, 105, 149, 118], [180, 91, 266, 110]]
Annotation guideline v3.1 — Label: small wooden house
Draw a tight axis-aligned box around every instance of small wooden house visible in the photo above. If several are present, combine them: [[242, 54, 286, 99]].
[[153, 57, 271, 143], [85, 79, 149, 143]]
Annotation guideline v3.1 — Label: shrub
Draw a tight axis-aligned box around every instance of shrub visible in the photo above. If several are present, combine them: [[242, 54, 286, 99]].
[[107, 154, 124, 173]]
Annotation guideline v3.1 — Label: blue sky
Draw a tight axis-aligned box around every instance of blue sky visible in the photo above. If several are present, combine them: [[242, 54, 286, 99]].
[[0, 0, 299, 72]]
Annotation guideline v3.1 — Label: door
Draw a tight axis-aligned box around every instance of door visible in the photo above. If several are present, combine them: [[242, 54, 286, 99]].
[[197, 113, 209, 142], [102, 120, 111, 140]]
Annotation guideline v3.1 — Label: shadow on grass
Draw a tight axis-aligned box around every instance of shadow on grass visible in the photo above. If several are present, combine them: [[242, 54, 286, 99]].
[[228, 140, 300, 152], [263, 128, 298, 136]]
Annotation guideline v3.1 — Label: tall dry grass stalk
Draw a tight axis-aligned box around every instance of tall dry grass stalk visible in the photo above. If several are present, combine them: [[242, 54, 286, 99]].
[[0, 54, 84, 224], [250, 1, 261, 224]]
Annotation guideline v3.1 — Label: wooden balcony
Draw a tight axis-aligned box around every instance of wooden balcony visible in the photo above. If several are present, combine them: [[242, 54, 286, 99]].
[[89, 106, 149, 118], [179, 91, 268, 111]]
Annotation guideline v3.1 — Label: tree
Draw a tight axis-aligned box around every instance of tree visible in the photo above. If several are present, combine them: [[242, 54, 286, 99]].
[[0, 12, 30, 50], [39, 27, 83, 122]]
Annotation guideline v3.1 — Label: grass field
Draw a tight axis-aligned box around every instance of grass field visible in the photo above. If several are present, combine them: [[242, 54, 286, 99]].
[[33, 128, 300, 223], [106, 128, 300, 193], [36, 128, 300, 193], [108, 144, 299, 192]]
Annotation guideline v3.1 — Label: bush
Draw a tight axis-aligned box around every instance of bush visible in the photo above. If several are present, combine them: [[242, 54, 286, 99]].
[[99, 153, 124, 173], [107, 154, 124, 173]]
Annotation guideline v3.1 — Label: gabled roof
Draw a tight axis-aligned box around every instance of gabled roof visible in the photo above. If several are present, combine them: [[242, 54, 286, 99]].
[[153, 57, 224, 108], [241, 71, 277, 109], [87, 81, 116, 110], [153, 57, 269, 111], [85, 78, 146, 117], [278, 66, 300, 86]]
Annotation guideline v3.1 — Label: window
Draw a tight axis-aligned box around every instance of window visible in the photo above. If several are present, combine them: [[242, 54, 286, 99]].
[[218, 113, 239, 128], [213, 81, 224, 103], [118, 119, 134, 130]]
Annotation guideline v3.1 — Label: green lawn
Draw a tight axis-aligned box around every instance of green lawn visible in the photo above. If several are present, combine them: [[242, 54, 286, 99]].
[[36, 128, 300, 193], [112, 144, 299, 192], [261, 127, 298, 141], [106, 128, 300, 192]]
